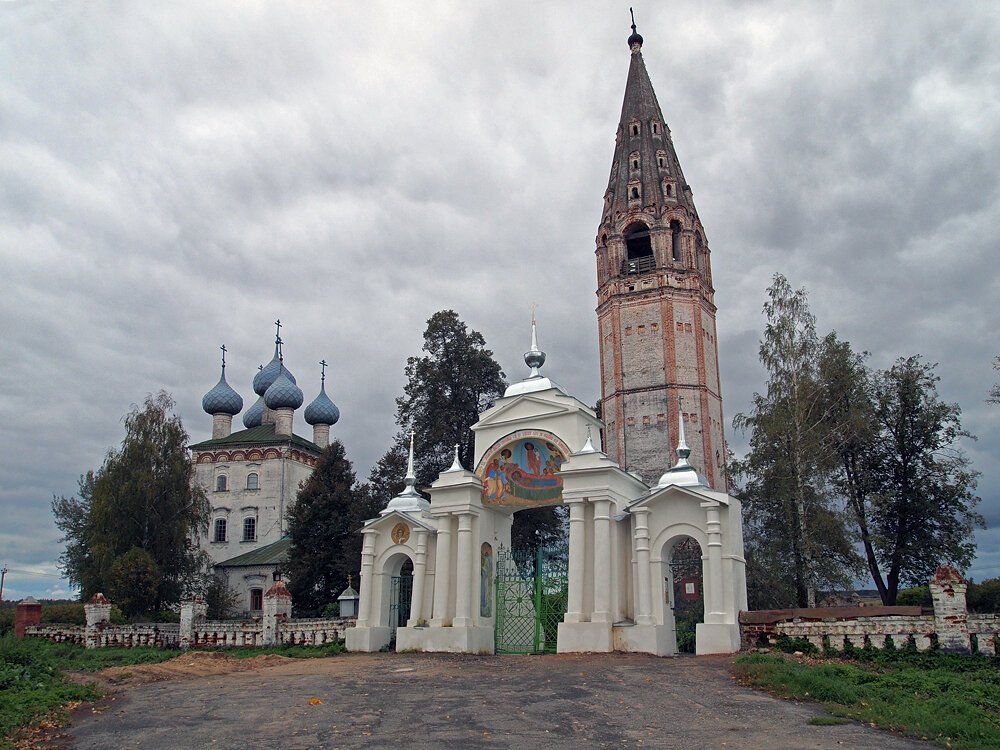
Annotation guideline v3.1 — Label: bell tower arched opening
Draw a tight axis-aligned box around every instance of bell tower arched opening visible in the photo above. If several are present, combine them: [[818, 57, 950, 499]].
[[624, 222, 653, 262]]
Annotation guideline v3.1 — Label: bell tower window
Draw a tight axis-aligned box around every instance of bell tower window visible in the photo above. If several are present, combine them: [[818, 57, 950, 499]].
[[670, 220, 683, 263], [624, 222, 653, 261]]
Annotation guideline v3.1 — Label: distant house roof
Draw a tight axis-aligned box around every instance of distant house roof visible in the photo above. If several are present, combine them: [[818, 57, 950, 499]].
[[190, 423, 320, 454], [215, 536, 292, 567]]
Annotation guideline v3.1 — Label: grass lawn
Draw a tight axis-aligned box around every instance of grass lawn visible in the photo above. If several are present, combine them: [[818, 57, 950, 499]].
[[0, 634, 344, 749], [733, 648, 1000, 750]]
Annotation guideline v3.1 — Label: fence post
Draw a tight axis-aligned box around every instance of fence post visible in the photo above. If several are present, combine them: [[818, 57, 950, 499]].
[[262, 580, 292, 646], [15, 597, 42, 638], [84, 593, 112, 649], [929, 564, 970, 654], [180, 596, 208, 650]]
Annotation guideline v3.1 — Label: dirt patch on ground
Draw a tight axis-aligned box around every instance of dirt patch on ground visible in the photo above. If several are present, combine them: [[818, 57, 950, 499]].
[[66, 650, 295, 691]]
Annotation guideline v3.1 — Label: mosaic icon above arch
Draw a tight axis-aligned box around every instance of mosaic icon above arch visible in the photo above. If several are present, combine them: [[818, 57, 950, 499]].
[[477, 430, 570, 508]]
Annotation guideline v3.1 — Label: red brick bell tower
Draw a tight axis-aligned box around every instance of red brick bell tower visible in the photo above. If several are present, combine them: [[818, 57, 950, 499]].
[[595, 19, 727, 489]]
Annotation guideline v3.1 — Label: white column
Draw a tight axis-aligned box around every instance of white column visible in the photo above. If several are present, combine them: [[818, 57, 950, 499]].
[[634, 508, 654, 625], [453, 513, 475, 627], [564, 498, 587, 623], [705, 505, 725, 621], [430, 515, 453, 626], [408, 529, 428, 626], [592, 499, 612, 624], [356, 531, 376, 627]]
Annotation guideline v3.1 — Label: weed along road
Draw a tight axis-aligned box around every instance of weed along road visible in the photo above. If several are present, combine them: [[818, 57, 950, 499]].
[[62, 652, 926, 749]]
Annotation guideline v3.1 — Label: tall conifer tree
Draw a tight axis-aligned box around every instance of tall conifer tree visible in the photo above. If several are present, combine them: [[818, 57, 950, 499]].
[[286, 440, 379, 616]]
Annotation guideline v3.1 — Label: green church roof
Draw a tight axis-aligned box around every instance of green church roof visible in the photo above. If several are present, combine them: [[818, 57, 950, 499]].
[[190, 423, 320, 453], [215, 536, 292, 567]]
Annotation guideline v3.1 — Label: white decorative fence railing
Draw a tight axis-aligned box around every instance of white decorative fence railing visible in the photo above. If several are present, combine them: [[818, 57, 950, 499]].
[[19, 581, 355, 650]]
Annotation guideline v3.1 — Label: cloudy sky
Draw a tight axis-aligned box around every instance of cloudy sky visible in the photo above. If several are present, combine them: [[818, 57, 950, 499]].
[[2, 1, 998, 600]]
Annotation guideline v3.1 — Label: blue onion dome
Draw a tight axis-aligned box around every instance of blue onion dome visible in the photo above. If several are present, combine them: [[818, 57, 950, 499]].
[[202, 369, 243, 416], [264, 366, 304, 410], [243, 395, 264, 428], [304, 383, 340, 426], [253, 344, 297, 396]]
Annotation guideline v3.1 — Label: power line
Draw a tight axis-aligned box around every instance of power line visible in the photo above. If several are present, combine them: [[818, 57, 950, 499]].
[[2, 568, 66, 579]]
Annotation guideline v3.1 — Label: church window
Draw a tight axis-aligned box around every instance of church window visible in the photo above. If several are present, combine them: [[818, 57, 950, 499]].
[[243, 517, 257, 542], [665, 183, 672, 196], [250, 588, 263, 612], [630, 187, 639, 199], [247, 473, 259, 490], [216, 475, 228, 492], [631, 123, 639, 136], [670, 220, 683, 262], [695, 234, 705, 275], [213, 518, 227, 543], [623, 222, 653, 262], [652, 122, 659, 134]]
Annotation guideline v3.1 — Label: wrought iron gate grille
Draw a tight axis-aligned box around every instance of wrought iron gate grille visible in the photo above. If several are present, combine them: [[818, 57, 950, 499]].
[[390, 574, 412, 637], [495, 545, 568, 654]]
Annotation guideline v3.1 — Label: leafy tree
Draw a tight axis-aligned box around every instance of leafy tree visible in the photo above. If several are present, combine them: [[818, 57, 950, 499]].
[[108, 547, 161, 618], [286, 441, 380, 616], [989, 357, 1000, 405], [51, 392, 209, 610], [731, 275, 862, 608], [865, 357, 982, 602], [816, 333, 888, 601]]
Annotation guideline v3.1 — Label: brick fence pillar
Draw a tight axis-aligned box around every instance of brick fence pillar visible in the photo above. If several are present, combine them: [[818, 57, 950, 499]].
[[84, 593, 112, 649], [15, 597, 42, 638], [929, 564, 970, 654], [179, 596, 208, 650], [262, 580, 292, 646]]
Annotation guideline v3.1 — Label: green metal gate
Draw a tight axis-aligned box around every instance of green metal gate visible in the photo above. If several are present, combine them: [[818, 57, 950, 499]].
[[389, 574, 412, 638], [495, 545, 568, 654]]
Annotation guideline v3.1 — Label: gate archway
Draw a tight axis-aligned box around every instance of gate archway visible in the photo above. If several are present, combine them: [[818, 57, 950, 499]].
[[495, 544, 568, 654], [665, 536, 704, 653]]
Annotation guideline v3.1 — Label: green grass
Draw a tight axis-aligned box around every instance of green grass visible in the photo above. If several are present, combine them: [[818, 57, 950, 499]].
[[807, 716, 850, 726], [733, 650, 1000, 749], [0, 634, 345, 749]]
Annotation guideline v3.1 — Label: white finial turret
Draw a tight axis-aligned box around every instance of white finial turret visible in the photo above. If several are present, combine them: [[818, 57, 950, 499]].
[[505, 307, 566, 397], [656, 394, 708, 488], [446, 443, 463, 472], [381, 430, 430, 515], [579, 425, 598, 454], [674, 396, 691, 466], [405, 431, 417, 486]]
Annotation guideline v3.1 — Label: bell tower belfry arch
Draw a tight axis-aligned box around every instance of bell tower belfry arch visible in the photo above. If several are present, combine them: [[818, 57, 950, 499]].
[[596, 18, 727, 489]]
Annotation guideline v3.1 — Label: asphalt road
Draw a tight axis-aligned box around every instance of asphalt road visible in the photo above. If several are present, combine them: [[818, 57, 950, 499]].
[[61, 652, 928, 749]]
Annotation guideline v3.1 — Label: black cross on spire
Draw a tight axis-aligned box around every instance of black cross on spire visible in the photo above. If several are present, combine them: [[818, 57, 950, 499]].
[[320, 359, 328, 384], [220, 344, 227, 371]]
